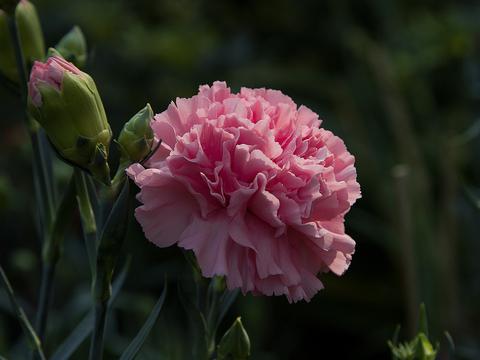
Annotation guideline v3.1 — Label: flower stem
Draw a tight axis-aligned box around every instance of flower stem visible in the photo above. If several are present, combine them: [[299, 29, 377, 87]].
[[89, 300, 108, 360], [34, 176, 76, 360], [74, 169, 98, 275], [7, 12, 58, 352], [89, 180, 131, 360], [34, 263, 56, 342], [0, 265, 46, 360]]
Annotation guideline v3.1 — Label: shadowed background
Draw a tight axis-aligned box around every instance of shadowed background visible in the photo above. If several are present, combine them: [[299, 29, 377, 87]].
[[1, 0, 480, 358]]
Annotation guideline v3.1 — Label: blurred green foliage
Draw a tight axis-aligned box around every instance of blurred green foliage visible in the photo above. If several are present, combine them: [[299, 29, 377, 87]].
[[1, 0, 480, 358]]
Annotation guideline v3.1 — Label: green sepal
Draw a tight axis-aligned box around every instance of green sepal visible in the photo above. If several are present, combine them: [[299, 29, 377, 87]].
[[55, 25, 87, 68], [46, 46, 63, 59], [29, 67, 112, 184], [217, 317, 251, 360]]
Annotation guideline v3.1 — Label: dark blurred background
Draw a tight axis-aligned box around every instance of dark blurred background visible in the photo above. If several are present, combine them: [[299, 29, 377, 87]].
[[1, 0, 480, 359]]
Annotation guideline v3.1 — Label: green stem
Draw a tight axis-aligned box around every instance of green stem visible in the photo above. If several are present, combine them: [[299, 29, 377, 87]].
[[98, 162, 127, 227], [7, 13, 58, 353], [89, 300, 108, 360], [0, 265, 46, 360], [89, 180, 130, 360], [74, 169, 98, 275], [33, 176, 76, 360], [34, 263, 56, 342]]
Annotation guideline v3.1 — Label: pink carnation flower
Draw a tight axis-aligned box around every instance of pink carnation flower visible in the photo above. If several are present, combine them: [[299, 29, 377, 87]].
[[128, 81, 360, 302]]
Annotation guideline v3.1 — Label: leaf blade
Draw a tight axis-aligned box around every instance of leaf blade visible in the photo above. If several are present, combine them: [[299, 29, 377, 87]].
[[119, 280, 168, 360], [50, 260, 130, 360], [0, 265, 46, 360]]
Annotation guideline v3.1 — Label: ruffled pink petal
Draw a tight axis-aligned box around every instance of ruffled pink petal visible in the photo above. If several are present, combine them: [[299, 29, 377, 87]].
[[127, 165, 198, 247]]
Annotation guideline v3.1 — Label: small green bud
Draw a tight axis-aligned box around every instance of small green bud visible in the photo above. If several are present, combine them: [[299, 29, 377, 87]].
[[217, 317, 251, 360], [416, 333, 437, 360], [117, 103, 154, 163], [28, 56, 112, 185], [388, 304, 439, 360], [0, 0, 45, 81], [55, 26, 87, 68]]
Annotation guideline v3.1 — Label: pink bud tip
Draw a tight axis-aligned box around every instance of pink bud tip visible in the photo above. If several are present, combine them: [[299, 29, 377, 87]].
[[28, 56, 82, 107]]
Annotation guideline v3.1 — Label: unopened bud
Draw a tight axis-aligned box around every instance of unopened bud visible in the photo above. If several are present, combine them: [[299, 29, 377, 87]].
[[0, 0, 45, 81], [28, 56, 112, 184], [55, 26, 87, 68], [217, 317, 251, 360], [117, 103, 154, 163]]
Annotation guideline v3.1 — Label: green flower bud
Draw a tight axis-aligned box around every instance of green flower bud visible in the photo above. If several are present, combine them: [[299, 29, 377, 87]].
[[55, 26, 87, 68], [117, 103, 154, 163], [0, 0, 45, 81], [217, 317, 251, 360], [389, 304, 439, 360], [28, 56, 112, 185], [416, 333, 437, 360]]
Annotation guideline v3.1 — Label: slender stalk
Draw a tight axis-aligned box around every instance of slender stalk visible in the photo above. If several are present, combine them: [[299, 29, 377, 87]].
[[7, 12, 58, 354], [88, 180, 131, 360], [89, 300, 108, 360], [33, 176, 76, 360], [0, 265, 46, 360], [392, 165, 418, 336], [74, 168, 106, 360], [74, 169, 98, 275], [34, 263, 56, 342]]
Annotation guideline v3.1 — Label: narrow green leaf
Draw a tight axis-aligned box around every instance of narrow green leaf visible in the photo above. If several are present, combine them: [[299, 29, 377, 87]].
[[85, 175, 102, 230], [215, 289, 239, 334], [463, 185, 480, 211], [453, 118, 480, 146], [444, 331, 455, 354], [50, 260, 130, 360], [391, 325, 401, 346], [119, 280, 168, 360], [0, 265, 46, 360], [177, 282, 209, 360], [50, 309, 93, 360], [74, 169, 98, 276], [418, 303, 428, 338], [42, 175, 76, 264]]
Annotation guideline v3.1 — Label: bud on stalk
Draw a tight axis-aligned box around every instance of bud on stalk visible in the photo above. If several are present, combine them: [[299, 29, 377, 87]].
[[54, 25, 87, 68], [28, 56, 112, 184], [0, 0, 45, 81], [117, 103, 154, 163]]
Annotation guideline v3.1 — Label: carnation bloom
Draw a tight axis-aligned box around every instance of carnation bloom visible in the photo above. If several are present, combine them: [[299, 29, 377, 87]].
[[128, 81, 360, 302]]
